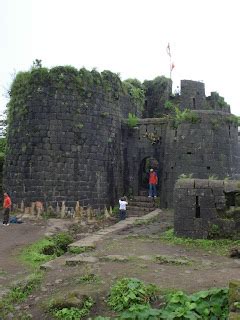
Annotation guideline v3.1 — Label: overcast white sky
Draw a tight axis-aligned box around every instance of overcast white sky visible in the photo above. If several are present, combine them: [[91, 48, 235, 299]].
[[1, 0, 239, 115]]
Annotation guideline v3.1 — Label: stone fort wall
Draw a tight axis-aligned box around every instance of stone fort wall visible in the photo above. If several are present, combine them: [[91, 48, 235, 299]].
[[3, 66, 240, 212], [3, 67, 141, 210]]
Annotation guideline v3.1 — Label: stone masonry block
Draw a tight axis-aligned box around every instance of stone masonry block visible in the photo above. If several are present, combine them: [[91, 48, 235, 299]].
[[194, 179, 210, 188]]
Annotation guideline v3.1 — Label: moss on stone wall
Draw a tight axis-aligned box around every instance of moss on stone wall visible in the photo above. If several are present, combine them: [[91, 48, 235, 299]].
[[6, 64, 147, 135]]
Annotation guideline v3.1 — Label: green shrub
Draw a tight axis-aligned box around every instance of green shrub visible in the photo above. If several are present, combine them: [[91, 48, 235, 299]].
[[108, 278, 159, 312], [161, 288, 228, 319], [123, 79, 145, 110], [119, 304, 162, 319], [52, 232, 73, 252], [164, 100, 176, 112], [208, 224, 220, 239], [172, 107, 200, 128], [127, 113, 139, 128]]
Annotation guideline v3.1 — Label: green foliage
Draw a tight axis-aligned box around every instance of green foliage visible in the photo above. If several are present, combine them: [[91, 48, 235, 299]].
[[233, 301, 240, 310], [164, 100, 176, 112], [172, 107, 200, 129], [112, 205, 119, 215], [77, 273, 100, 284], [143, 76, 170, 93], [108, 278, 159, 312], [68, 246, 86, 254], [127, 113, 139, 128], [161, 228, 240, 255], [68, 245, 94, 254], [119, 304, 162, 319], [20, 238, 56, 267], [99, 278, 229, 320], [225, 114, 240, 126], [53, 297, 94, 320], [8, 273, 42, 302], [6, 63, 145, 146], [123, 79, 145, 110], [208, 224, 220, 239], [20, 232, 73, 268], [52, 232, 73, 252], [160, 288, 228, 319]]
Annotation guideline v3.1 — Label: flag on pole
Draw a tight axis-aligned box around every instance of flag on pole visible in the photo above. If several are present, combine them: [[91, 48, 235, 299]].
[[166, 43, 171, 57], [171, 62, 175, 71]]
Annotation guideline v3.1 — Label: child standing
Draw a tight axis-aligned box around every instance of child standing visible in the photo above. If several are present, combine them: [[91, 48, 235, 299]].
[[119, 197, 128, 220]]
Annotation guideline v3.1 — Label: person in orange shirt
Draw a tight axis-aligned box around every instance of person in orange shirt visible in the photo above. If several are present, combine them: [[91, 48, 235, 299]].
[[148, 168, 158, 198], [3, 192, 12, 226]]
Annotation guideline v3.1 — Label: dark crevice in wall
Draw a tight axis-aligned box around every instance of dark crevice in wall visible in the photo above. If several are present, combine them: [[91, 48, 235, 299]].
[[195, 196, 201, 218]]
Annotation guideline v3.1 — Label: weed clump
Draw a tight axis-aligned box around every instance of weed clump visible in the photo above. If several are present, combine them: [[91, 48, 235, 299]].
[[108, 277, 159, 312], [48, 294, 94, 320], [0, 272, 43, 318]]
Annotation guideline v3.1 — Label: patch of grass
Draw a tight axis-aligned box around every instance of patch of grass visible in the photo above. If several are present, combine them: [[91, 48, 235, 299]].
[[20, 232, 73, 268], [20, 238, 56, 268], [68, 246, 94, 254], [76, 273, 101, 284], [161, 228, 240, 255], [0, 272, 43, 318]]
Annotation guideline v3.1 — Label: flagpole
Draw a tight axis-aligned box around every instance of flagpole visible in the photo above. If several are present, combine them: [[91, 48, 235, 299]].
[[167, 43, 172, 80]]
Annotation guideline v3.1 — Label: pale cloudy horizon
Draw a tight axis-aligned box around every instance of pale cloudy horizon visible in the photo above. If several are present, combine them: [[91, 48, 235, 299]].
[[1, 0, 239, 116]]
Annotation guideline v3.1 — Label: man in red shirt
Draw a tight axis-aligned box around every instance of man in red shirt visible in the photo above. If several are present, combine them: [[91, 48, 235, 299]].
[[3, 192, 11, 226], [148, 169, 158, 198]]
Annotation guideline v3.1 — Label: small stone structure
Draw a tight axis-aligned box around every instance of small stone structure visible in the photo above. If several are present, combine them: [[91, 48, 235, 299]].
[[174, 179, 240, 238]]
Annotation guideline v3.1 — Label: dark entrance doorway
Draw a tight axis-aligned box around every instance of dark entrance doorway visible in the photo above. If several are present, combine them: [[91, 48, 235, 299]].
[[139, 157, 159, 190]]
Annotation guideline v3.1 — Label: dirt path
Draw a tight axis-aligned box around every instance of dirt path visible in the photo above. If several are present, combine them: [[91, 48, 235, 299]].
[[0, 220, 48, 289], [0, 217, 76, 291]]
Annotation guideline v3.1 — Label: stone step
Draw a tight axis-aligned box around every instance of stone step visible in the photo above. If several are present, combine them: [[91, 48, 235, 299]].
[[139, 190, 148, 196], [127, 206, 152, 212], [66, 255, 99, 266], [128, 201, 155, 208], [131, 196, 156, 202], [127, 211, 149, 217]]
